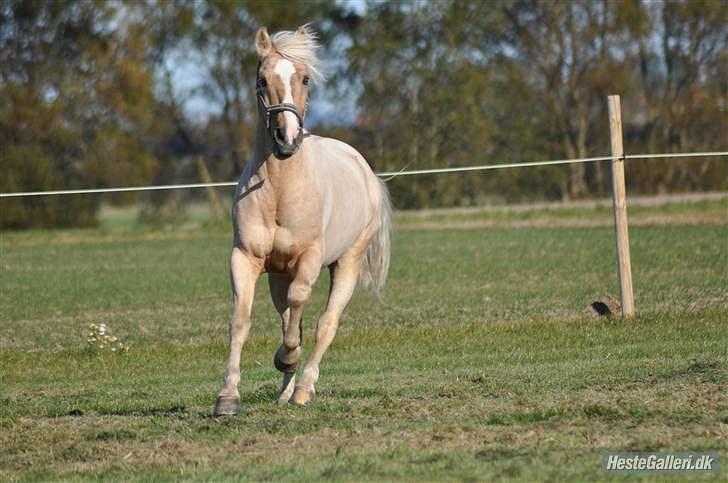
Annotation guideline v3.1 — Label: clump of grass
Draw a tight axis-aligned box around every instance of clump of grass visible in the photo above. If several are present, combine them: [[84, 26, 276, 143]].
[[85, 323, 130, 353]]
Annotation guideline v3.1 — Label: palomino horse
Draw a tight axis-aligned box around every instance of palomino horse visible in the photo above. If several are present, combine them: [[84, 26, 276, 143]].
[[214, 25, 392, 416]]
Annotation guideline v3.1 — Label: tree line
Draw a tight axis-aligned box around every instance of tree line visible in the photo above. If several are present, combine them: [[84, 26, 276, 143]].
[[1, 0, 725, 228]]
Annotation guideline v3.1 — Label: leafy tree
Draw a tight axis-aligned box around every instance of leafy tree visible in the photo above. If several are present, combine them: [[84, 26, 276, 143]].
[[0, 1, 161, 228], [345, 0, 726, 205], [626, 0, 728, 193], [2, 0, 725, 228], [344, 1, 506, 207]]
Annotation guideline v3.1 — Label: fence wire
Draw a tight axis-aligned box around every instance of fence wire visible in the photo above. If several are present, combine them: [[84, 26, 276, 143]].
[[1, 151, 726, 198]]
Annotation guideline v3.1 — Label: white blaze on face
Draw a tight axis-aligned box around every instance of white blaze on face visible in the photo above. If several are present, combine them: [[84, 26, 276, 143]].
[[273, 58, 300, 145]]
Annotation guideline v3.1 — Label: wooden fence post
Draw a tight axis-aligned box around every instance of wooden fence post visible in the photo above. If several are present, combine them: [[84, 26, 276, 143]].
[[608, 95, 635, 317], [196, 156, 223, 224]]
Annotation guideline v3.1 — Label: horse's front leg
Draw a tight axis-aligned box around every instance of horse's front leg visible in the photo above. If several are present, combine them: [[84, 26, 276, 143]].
[[214, 247, 261, 416], [292, 257, 360, 405], [269, 273, 297, 405], [273, 248, 322, 395]]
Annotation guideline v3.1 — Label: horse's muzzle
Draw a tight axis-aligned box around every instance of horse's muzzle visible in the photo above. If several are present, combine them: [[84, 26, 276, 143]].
[[272, 126, 304, 158], [258, 91, 306, 159]]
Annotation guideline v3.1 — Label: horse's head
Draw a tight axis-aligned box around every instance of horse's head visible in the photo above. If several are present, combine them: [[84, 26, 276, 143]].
[[255, 25, 323, 159]]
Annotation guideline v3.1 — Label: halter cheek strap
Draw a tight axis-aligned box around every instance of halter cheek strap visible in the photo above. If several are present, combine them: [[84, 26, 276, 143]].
[[257, 87, 306, 135]]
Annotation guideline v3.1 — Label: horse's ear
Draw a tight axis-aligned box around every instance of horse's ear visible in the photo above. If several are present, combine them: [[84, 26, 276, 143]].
[[255, 27, 271, 57]]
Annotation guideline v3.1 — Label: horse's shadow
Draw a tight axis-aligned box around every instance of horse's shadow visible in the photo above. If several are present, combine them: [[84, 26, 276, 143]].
[[234, 179, 265, 203]]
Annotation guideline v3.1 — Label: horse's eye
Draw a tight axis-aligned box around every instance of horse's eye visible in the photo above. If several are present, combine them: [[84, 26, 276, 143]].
[[302, 76, 310, 86], [257, 78, 267, 89]]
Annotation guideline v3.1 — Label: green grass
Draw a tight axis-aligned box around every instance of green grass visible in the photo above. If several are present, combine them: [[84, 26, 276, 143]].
[[0, 200, 726, 481], [396, 197, 728, 228]]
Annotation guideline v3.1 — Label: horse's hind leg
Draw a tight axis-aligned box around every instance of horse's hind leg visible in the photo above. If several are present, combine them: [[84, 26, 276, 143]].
[[214, 247, 261, 416], [291, 257, 360, 405], [269, 273, 297, 405]]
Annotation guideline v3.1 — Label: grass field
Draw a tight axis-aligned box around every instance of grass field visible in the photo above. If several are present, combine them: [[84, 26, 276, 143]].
[[1, 198, 726, 481]]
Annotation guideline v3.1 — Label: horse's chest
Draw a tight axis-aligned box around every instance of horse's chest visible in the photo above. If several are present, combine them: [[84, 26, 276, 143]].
[[258, 224, 317, 272], [271, 226, 303, 254], [234, 178, 322, 270]]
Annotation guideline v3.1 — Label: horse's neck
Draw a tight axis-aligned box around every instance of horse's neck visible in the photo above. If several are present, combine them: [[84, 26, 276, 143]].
[[249, 118, 305, 191], [251, 119, 269, 166]]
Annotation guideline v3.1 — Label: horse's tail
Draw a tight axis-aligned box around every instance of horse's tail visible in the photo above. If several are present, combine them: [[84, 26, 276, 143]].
[[359, 177, 392, 301]]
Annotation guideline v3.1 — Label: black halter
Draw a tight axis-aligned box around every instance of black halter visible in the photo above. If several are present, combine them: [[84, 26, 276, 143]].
[[256, 80, 306, 151]]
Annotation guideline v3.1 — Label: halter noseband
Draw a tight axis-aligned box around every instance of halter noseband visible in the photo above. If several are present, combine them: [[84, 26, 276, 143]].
[[256, 81, 306, 153]]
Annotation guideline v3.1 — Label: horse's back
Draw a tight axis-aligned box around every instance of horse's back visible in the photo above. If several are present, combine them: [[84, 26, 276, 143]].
[[306, 135, 381, 265]]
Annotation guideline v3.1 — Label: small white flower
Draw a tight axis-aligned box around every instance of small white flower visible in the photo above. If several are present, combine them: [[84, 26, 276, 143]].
[[84, 323, 128, 354]]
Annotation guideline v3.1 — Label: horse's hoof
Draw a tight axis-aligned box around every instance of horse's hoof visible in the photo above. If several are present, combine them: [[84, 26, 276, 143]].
[[274, 357, 298, 374], [213, 395, 240, 416], [290, 385, 315, 406], [274, 346, 301, 374]]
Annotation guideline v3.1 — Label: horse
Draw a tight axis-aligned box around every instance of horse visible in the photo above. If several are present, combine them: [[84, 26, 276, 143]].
[[213, 25, 392, 416]]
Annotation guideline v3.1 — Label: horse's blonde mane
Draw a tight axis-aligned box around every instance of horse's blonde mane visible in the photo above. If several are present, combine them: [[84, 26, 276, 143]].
[[271, 25, 325, 82]]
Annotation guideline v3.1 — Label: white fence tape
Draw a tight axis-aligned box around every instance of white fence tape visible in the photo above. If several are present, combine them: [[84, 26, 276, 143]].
[[1, 151, 726, 198]]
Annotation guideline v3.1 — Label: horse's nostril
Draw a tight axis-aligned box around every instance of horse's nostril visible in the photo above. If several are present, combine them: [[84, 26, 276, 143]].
[[274, 127, 285, 142]]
